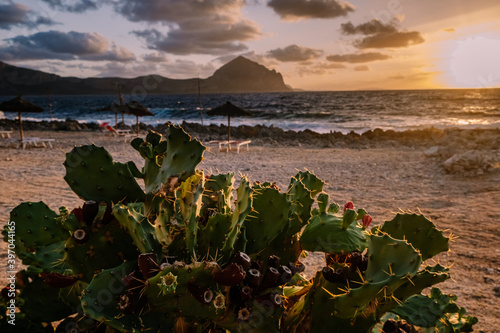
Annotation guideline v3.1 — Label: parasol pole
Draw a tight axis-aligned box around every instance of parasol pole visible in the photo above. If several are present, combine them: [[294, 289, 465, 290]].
[[18, 111, 24, 141], [136, 115, 139, 135], [118, 83, 124, 125], [198, 77, 204, 126], [227, 115, 231, 142]]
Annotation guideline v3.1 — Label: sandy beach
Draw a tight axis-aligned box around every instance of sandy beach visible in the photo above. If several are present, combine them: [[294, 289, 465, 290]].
[[0, 127, 499, 331]]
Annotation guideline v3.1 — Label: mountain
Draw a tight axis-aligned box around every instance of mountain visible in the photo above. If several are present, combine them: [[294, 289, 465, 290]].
[[0, 57, 291, 95]]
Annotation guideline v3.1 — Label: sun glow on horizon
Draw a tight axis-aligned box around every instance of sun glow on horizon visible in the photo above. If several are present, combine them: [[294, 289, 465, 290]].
[[437, 34, 500, 88]]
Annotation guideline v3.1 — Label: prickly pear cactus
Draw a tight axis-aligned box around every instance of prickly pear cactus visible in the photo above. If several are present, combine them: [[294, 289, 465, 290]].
[[64, 144, 145, 203], [1, 125, 477, 333]]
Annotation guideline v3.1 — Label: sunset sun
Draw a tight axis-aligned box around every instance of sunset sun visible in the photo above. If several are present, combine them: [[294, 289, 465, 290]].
[[441, 34, 500, 88]]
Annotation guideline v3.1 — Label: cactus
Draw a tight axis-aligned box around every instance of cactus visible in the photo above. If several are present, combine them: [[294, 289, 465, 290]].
[[220, 178, 253, 263], [113, 203, 162, 256], [244, 186, 290, 256], [81, 261, 173, 332], [390, 288, 478, 331], [64, 144, 145, 203], [300, 210, 368, 254], [174, 171, 205, 260], [150, 125, 205, 195], [3, 202, 68, 256], [376, 213, 449, 260], [197, 213, 232, 259], [202, 173, 235, 216], [63, 221, 140, 282], [17, 272, 85, 323], [2, 127, 478, 333]]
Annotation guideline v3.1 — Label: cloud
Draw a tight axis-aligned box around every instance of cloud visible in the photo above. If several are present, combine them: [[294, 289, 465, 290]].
[[341, 19, 425, 49], [326, 52, 391, 63], [388, 71, 436, 81], [267, 0, 355, 21], [443, 28, 455, 33], [267, 44, 323, 62], [0, 30, 135, 62], [143, 52, 169, 63], [341, 20, 397, 35], [355, 31, 424, 48], [0, 3, 57, 30], [118, 0, 261, 55], [40, 0, 100, 13], [353, 65, 369, 71], [296, 61, 346, 76]]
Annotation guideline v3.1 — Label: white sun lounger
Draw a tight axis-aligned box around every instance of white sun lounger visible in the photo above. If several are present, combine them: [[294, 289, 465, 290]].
[[207, 140, 251, 153], [16, 137, 55, 149], [1, 137, 55, 149], [0, 130, 12, 138]]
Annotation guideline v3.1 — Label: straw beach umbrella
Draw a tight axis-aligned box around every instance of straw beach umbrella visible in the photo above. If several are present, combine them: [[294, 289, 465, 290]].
[[0, 95, 44, 140], [207, 101, 251, 142], [121, 101, 154, 135], [97, 102, 128, 126]]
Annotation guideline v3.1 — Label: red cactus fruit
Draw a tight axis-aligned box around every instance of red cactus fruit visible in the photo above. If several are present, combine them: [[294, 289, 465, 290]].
[[187, 283, 214, 304], [212, 263, 246, 286], [362, 214, 373, 229], [138, 253, 158, 280], [343, 201, 354, 212]]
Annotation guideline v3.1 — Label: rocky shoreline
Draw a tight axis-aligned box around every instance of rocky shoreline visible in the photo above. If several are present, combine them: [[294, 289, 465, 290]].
[[1, 117, 499, 149], [2, 118, 499, 176]]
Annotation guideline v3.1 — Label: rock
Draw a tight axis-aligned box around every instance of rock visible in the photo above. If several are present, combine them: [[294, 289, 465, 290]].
[[442, 150, 495, 174], [494, 286, 500, 297], [483, 277, 494, 284], [424, 146, 440, 157]]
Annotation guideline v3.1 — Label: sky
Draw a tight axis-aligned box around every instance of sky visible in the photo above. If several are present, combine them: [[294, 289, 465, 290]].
[[1, 0, 500, 91]]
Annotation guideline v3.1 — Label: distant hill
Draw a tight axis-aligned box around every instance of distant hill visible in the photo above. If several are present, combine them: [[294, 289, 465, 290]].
[[0, 56, 291, 95]]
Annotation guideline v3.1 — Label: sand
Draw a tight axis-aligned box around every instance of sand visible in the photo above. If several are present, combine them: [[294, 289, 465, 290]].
[[0, 129, 499, 331]]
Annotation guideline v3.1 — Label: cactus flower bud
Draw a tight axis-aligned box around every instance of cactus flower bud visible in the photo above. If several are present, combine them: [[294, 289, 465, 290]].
[[343, 201, 354, 212], [362, 214, 373, 229]]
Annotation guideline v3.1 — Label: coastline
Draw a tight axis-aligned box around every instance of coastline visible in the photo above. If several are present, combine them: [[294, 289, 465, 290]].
[[0, 125, 499, 331], [1, 117, 500, 149]]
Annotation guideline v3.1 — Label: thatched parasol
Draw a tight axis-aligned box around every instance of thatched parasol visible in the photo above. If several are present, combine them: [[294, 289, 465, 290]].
[[206, 101, 251, 142], [97, 102, 128, 126], [121, 101, 154, 135], [0, 95, 44, 140]]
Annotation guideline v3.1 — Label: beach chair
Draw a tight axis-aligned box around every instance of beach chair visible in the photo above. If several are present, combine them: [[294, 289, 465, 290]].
[[207, 140, 230, 152], [99, 122, 133, 137], [207, 140, 251, 153], [0, 130, 12, 138], [229, 140, 251, 153], [2, 137, 55, 149]]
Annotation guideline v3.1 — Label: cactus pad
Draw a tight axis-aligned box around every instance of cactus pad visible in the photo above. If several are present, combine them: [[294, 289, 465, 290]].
[[378, 213, 449, 261], [64, 144, 145, 203]]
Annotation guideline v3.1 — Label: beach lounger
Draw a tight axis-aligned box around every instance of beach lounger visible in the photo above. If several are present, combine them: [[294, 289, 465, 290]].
[[99, 122, 132, 136], [207, 140, 230, 152], [229, 140, 251, 153], [0, 130, 12, 138], [207, 140, 251, 153], [18, 137, 55, 149], [2, 137, 55, 149]]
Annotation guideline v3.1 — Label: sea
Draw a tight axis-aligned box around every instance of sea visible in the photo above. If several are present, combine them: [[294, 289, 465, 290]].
[[1, 89, 499, 134]]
